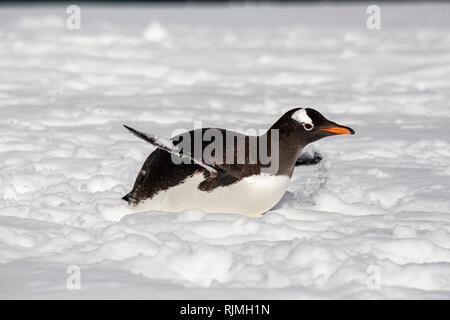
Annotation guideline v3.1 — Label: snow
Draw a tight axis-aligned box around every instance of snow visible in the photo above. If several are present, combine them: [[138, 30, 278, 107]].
[[1, 3, 450, 299], [143, 21, 169, 43]]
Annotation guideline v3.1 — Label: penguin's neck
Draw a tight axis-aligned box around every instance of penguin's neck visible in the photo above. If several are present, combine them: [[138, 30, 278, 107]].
[[259, 127, 305, 177]]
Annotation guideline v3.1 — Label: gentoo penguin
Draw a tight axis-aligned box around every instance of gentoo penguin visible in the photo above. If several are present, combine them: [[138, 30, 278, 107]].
[[122, 108, 354, 217]]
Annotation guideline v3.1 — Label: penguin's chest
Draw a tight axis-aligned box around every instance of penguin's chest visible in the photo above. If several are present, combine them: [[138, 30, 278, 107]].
[[136, 173, 291, 217]]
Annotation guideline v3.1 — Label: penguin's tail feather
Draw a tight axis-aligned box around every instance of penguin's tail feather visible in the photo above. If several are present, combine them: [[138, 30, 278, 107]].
[[122, 193, 131, 203]]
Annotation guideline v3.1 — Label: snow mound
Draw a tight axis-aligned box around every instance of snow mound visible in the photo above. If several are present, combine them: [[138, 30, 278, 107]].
[[143, 21, 169, 43]]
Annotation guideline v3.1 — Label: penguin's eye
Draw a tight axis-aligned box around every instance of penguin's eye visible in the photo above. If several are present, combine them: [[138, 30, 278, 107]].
[[303, 123, 314, 131]]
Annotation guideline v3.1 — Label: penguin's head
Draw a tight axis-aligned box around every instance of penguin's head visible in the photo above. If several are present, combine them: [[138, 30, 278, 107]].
[[272, 107, 355, 144]]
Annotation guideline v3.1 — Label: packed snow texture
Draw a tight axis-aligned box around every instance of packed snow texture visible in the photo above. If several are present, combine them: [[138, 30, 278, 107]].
[[1, 3, 450, 299]]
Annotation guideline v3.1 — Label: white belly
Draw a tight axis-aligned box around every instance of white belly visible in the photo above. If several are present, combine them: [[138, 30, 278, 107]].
[[133, 173, 290, 217]]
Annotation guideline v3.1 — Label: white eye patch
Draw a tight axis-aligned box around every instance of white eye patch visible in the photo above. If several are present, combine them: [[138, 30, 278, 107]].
[[291, 109, 314, 130]]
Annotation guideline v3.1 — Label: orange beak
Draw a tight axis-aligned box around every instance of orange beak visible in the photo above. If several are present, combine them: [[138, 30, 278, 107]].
[[320, 126, 355, 135]]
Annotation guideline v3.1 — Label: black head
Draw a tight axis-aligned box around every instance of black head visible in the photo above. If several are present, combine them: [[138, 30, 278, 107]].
[[271, 107, 355, 145]]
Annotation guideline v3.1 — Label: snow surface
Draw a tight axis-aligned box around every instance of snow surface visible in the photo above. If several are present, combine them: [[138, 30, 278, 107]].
[[1, 3, 450, 299]]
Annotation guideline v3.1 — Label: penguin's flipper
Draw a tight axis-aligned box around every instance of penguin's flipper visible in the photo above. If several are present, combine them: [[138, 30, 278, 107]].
[[123, 125, 224, 175], [295, 151, 322, 166]]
